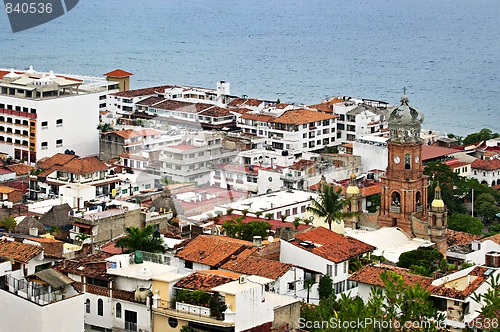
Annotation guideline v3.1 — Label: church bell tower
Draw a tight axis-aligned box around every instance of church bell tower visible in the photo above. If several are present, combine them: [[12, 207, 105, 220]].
[[378, 94, 429, 236]]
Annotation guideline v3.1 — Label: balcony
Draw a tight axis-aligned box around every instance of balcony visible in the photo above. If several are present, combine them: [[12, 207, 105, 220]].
[[155, 299, 234, 328], [389, 205, 401, 213], [176, 302, 211, 317]]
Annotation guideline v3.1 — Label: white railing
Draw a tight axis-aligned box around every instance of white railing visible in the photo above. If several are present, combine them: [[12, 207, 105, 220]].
[[176, 302, 211, 317]]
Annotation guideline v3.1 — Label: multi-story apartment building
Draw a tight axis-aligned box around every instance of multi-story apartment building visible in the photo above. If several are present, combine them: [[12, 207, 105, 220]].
[[158, 132, 238, 185], [0, 67, 120, 164], [237, 109, 338, 156], [331, 98, 390, 143]]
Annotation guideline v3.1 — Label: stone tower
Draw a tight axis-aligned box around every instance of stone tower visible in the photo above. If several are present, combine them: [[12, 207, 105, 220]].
[[378, 94, 429, 236], [346, 172, 361, 229], [428, 183, 448, 252]]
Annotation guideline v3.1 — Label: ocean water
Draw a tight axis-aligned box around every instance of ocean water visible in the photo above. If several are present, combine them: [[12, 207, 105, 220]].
[[0, 0, 498, 136]]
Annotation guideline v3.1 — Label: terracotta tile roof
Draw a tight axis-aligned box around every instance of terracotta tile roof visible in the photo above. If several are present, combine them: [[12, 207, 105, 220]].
[[228, 98, 264, 107], [361, 184, 381, 197], [421, 145, 458, 161], [111, 85, 173, 98], [176, 235, 251, 267], [111, 129, 136, 139], [293, 227, 376, 263], [275, 103, 291, 109], [481, 233, 500, 245], [429, 266, 491, 300], [240, 113, 275, 122], [447, 230, 482, 247], [471, 158, 500, 171], [103, 69, 133, 77], [100, 238, 125, 255], [349, 265, 433, 289], [0, 239, 43, 263], [58, 156, 109, 175], [152, 99, 193, 111], [272, 109, 337, 125], [135, 96, 164, 106], [5, 163, 33, 176], [199, 106, 232, 117], [228, 107, 252, 115], [289, 159, 315, 171], [37, 153, 76, 169], [120, 153, 148, 161], [53, 253, 112, 279], [0, 185, 17, 194], [308, 103, 333, 113], [221, 248, 292, 280], [174, 271, 238, 292]]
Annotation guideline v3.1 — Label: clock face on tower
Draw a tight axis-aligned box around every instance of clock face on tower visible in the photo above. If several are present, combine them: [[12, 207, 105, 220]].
[[393, 156, 401, 164]]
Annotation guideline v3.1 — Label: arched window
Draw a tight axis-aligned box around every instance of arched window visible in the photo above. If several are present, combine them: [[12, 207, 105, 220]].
[[116, 303, 122, 318], [416, 191, 421, 206], [431, 215, 437, 227], [391, 191, 401, 206], [85, 299, 90, 313], [97, 299, 103, 316], [405, 154, 411, 169]]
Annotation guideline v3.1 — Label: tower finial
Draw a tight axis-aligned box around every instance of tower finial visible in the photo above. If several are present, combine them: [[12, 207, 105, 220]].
[[403, 87, 407, 95]]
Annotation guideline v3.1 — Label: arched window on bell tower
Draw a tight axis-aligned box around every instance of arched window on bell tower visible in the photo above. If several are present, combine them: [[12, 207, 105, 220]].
[[431, 215, 437, 227], [405, 153, 411, 169], [416, 191, 421, 209]]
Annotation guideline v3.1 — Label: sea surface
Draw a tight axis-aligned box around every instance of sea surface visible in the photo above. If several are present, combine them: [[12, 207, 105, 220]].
[[0, 0, 499, 136]]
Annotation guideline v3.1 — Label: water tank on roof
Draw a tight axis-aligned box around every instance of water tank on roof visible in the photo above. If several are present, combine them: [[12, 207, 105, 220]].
[[134, 250, 143, 264], [485, 252, 500, 268]]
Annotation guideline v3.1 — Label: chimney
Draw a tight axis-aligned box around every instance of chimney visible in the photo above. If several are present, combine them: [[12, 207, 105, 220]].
[[253, 236, 262, 247], [29, 227, 39, 237]]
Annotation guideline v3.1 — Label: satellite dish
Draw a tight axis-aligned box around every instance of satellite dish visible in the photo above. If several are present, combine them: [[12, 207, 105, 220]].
[[267, 236, 274, 243]]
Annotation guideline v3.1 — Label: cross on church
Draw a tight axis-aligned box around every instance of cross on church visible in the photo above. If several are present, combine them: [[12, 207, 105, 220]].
[[403, 87, 406, 95]]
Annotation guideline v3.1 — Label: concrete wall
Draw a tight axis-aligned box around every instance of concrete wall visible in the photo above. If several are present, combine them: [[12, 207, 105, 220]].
[[234, 285, 273, 332], [0, 289, 84, 332], [272, 301, 301, 331]]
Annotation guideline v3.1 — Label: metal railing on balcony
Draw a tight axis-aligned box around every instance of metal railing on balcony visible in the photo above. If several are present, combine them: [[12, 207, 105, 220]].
[[124, 321, 137, 332], [389, 205, 401, 213]]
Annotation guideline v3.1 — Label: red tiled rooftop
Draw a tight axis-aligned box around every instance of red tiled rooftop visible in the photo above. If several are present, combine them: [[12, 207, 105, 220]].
[[447, 230, 482, 247], [421, 145, 458, 161], [37, 153, 77, 170], [228, 98, 264, 107], [103, 69, 133, 77], [176, 235, 251, 267], [0, 239, 43, 263], [241, 113, 275, 122], [471, 158, 500, 171], [174, 271, 238, 292], [221, 248, 292, 280], [271, 109, 337, 125], [429, 266, 491, 300], [349, 265, 433, 289], [170, 144, 197, 151], [111, 85, 173, 98], [5, 163, 33, 175], [293, 227, 375, 263]]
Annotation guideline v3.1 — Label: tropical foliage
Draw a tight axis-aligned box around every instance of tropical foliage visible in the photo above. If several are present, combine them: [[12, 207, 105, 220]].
[[301, 271, 444, 331], [116, 225, 165, 253], [221, 217, 271, 241], [397, 248, 443, 277], [448, 213, 484, 235], [0, 216, 16, 232], [307, 185, 358, 230]]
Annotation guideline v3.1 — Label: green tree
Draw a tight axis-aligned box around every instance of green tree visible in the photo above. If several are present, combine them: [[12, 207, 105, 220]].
[[97, 123, 114, 132], [448, 213, 484, 235], [307, 185, 358, 230], [116, 225, 165, 253], [462, 128, 499, 145], [221, 217, 271, 241], [397, 248, 443, 277], [75, 232, 91, 243], [471, 274, 500, 332], [318, 275, 333, 300], [367, 193, 381, 213], [48, 225, 62, 237], [0, 216, 16, 232], [475, 193, 500, 223], [300, 271, 444, 331]]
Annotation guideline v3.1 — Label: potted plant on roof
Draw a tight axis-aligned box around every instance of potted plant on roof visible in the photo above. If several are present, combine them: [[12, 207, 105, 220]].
[[265, 213, 273, 220], [241, 209, 249, 216], [280, 214, 287, 222], [255, 211, 263, 218]]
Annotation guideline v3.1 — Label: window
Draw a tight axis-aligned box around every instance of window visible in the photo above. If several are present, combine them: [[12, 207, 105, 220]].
[[343, 261, 347, 274], [116, 303, 122, 318], [184, 260, 193, 269], [168, 317, 179, 328], [56, 139, 63, 147], [97, 299, 103, 316], [334, 264, 338, 277], [41, 142, 48, 150], [122, 189, 128, 195], [41, 121, 48, 129], [85, 299, 90, 313], [56, 119, 63, 127], [326, 264, 332, 277], [405, 154, 411, 169]]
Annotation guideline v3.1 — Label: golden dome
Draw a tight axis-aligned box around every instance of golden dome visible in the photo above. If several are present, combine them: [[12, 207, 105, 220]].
[[346, 185, 360, 195], [431, 199, 445, 208]]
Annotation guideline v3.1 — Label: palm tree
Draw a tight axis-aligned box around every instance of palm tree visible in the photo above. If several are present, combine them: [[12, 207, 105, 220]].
[[75, 232, 91, 243], [116, 225, 165, 253], [48, 225, 62, 238], [0, 216, 17, 232], [307, 185, 358, 231], [97, 123, 114, 132]]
